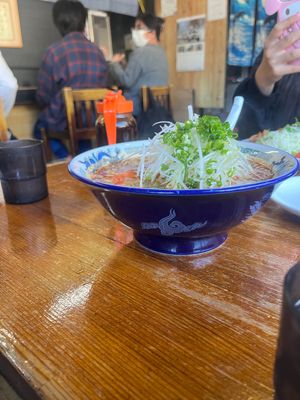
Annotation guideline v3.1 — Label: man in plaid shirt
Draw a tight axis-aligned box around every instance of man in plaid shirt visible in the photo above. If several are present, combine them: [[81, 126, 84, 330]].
[[35, 0, 108, 159]]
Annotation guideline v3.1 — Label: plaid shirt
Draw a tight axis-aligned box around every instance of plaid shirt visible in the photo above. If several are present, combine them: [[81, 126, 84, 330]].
[[36, 32, 108, 131]]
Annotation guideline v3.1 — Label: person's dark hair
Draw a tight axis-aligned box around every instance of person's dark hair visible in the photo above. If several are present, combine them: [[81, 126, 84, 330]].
[[53, 0, 87, 36], [136, 13, 165, 40]]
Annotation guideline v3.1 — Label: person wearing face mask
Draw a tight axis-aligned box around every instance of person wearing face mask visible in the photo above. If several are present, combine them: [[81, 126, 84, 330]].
[[110, 13, 168, 117]]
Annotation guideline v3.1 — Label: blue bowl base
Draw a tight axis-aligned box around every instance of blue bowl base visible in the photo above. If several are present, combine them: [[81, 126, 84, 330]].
[[134, 232, 228, 256]]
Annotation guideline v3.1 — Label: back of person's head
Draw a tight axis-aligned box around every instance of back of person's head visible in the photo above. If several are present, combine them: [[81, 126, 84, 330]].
[[53, 0, 87, 37], [136, 13, 165, 40]]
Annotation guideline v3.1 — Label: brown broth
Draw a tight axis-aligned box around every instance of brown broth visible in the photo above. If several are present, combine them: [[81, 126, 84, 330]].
[[89, 154, 274, 189]]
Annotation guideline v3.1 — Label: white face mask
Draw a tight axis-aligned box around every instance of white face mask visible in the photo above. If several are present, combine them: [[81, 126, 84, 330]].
[[132, 29, 148, 47]]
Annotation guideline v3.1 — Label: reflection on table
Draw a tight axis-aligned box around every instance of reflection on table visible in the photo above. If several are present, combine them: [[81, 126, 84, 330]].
[[0, 162, 299, 400]]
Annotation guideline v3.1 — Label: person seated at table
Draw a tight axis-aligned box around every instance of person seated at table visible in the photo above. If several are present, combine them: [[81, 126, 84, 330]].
[[0, 51, 18, 141], [34, 0, 108, 159], [234, 13, 300, 139], [109, 13, 168, 118]]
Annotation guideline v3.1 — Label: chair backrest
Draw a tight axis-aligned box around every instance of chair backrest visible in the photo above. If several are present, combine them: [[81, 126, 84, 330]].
[[141, 85, 171, 112], [63, 87, 110, 153], [0, 99, 8, 141]]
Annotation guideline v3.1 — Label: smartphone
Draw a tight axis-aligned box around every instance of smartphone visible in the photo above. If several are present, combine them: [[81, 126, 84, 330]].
[[265, 0, 300, 64]]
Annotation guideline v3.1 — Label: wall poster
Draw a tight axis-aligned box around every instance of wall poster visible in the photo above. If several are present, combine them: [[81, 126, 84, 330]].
[[207, 0, 227, 21], [161, 0, 177, 17], [0, 0, 22, 48], [176, 15, 206, 72]]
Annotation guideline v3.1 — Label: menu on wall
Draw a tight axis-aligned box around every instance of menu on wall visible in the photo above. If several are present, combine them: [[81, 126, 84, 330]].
[[160, 0, 177, 17], [207, 0, 227, 21], [0, 0, 22, 48], [176, 15, 206, 72]]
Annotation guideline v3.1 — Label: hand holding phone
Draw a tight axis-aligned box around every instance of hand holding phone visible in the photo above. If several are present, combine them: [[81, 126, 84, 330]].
[[265, 0, 300, 64]]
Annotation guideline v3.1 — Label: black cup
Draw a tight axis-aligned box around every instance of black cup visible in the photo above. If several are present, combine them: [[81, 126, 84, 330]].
[[274, 262, 300, 400], [0, 139, 48, 204]]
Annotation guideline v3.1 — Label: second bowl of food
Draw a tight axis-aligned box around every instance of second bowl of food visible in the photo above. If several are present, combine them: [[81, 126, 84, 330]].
[[69, 116, 299, 255]]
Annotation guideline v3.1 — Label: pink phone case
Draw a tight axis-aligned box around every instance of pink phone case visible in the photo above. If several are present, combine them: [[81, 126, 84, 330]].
[[265, 0, 300, 65]]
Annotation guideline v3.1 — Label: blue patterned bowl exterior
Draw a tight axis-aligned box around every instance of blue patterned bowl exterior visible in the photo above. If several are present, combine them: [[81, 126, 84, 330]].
[[68, 141, 299, 255]]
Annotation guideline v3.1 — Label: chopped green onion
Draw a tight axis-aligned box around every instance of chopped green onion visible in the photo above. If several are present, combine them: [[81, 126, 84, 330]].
[[138, 114, 252, 189]]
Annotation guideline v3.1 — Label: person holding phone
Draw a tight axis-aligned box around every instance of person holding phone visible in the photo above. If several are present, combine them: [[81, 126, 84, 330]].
[[234, 13, 300, 139]]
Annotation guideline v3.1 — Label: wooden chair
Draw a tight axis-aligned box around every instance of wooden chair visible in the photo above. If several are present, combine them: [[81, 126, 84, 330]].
[[43, 87, 109, 161], [141, 85, 172, 113], [0, 100, 9, 142]]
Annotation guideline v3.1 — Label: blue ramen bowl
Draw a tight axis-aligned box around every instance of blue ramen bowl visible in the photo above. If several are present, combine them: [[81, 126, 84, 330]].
[[68, 140, 299, 256]]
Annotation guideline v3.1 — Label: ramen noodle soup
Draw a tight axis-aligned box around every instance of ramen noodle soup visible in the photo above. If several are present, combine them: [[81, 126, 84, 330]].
[[89, 152, 274, 189], [89, 115, 276, 190]]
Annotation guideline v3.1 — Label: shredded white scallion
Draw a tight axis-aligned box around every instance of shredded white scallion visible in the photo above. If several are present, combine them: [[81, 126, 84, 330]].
[[137, 113, 254, 189]]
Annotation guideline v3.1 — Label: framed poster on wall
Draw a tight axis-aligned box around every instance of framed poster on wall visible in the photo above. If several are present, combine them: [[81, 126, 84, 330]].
[[0, 0, 22, 48], [176, 15, 206, 72]]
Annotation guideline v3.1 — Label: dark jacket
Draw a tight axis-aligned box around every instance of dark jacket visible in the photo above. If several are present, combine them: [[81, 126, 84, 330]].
[[234, 52, 300, 139]]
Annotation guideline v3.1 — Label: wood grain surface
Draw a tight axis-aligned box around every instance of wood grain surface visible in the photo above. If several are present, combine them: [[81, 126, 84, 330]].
[[0, 163, 299, 400], [155, 0, 228, 109]]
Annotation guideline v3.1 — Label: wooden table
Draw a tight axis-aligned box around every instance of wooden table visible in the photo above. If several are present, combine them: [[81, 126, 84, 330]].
[[0, 163, 299, 400]]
